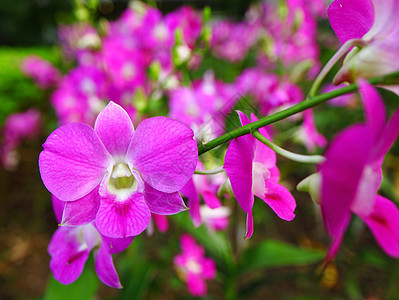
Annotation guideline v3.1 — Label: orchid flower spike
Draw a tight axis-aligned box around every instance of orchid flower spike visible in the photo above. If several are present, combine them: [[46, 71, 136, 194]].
[[39, 101, 198, 238], [223, 111, 296, 239]]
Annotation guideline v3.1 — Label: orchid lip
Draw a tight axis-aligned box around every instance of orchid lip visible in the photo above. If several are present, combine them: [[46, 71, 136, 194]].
[[107, 163, 139, 200]]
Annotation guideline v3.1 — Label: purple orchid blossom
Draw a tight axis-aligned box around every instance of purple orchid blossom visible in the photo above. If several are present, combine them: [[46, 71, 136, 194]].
[[49, 196, 133, 288], [39, 101, 198, 239], [21, 55, 61, 89], [174, 234, 216, 296], [320, 79, 399, 261], [328, 0, 399, 88], [223, 111, 296, 239]]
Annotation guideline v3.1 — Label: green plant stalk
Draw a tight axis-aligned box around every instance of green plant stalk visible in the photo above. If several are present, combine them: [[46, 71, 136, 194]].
[[194, 167, 225, 175], [252, 130, 325, 164], [198, 70, 399, 156]]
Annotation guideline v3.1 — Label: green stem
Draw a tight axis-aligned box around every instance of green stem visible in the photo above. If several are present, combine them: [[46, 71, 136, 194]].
[[307, 38, 366, 98], [194, 167, 225, 175], [197, 70, 399, 156], [252, 130, 325, 164]]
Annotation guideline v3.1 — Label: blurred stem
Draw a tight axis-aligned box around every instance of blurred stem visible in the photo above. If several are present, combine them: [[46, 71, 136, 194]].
[[198, 70, 399, 156], [252, 130, 325, 164], [225, 275, 237, 300], [307, 38, 366, 98]]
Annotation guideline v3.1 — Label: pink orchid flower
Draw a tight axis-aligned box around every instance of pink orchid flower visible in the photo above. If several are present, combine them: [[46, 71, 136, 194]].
[[49, 196, 133, 288], [328, 0, 399, 86], [174, 234, 216, 296], [320, 79, 399, 261], [39, 101, 198, 239], [223, 111, 296, 239], [21, 55, 61, 89]]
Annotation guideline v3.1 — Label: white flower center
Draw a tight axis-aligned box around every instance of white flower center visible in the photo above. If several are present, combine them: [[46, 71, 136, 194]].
[[107, 163, 138, 200], [186, 259, 202, 274]]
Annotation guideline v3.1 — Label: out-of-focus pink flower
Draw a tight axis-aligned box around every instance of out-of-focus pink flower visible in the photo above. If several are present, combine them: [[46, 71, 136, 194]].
[[320, 80, 399, 261], [49, 196, 132, 288], [322, 84, 358, 108], [223, 111, 296, 239], [1, 109, 41, 170], [328, 0, 399, 87], [200, 205, 230, 231], [298, 109, 327, 152], [39, 102, 197, 239], [174, 234, 216, 296], [21, 55, 61, 89]]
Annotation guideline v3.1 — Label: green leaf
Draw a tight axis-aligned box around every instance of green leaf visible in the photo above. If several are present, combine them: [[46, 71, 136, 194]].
[[43, 263, 99, 300], [239, 239, 324, 273]]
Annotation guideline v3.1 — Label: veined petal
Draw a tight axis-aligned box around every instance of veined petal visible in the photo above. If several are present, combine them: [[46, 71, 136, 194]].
[[224, 112, 255, 213], [321, 125, 372, 238], [144, 182, 188, 215], [61, 186, 101, 227], [258, 182, 296, 221], [48, 227, 89, 285], [96, 174, 151, 238], [360, 195, 399, 258], [94, 101, 135, 158], [94, 242, 122, 288], [328, 0, 374, 43], [358, 79, 386, 140], [128, 116, 197, 193], [39, 123, 111, 201]]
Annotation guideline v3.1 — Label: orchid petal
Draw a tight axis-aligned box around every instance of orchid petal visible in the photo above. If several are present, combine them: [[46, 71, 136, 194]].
[[245, 211, 254, 239], [223, 114, 255, 213], [374, 107, 399, 162], [358, 79, 386, 139], [51, 196, 65, 224], [187, 272, 207, 296], [202, 190, 221, 209], [61, 186, 101, 226], [250, 113, 276, 168], [328, 0, 374, 43], [360, 195, 399, 257], [152, 214, 169, 232], [128, 116, 197, 193], [48, 227, 89, 285], [321, 125, 372, 237], [258, 182, 296, 221], [201, 258, 216, 279], [100, 234, 134, 254], [96, 174, 151, 238], [39, 123, 111, 201], [144, 182, 188, 215], [94, 242, 122, 288], [180, 178, 202, 227], [94, 101, 135, 158]]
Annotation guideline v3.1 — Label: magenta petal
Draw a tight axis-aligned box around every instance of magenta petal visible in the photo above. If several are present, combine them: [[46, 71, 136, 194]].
[[94, 242, 122, 288], [245, 211, 254, 239], [328, 0, 374, 43], [250, 113, 276, 168], [96, 191, 151, 238], [321, 125, 373, 237], [201, 258, 216, 279], [180, 178, 201, 227], [181, 234, 204, 258], [374, 107, 399, 162], [360, 195, 399, 257], [258, 182, 296, 221], [39, 123, 111, 201], [144, 182, 188, 215], [61, 186, 101, 226], [100, 234, 134, 254], [152, 214, 169, 232], [128, 116, 197, 193], [223, 131, 255, 214], [48, 227, 89, 285], [52, 196, 65, 224], [94, 102, 134, 158], [358, 79, 386, 139], [325, 231, 345, 263], [187, 272, 207, 296], [202, 190, 221, 209]]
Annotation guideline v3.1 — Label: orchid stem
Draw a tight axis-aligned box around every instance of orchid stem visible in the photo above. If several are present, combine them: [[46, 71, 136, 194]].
[[252, 130, 325, 164], [194, 167, 225, 175], [307, 38, 366, 98], [197, 70, 399, 156]]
